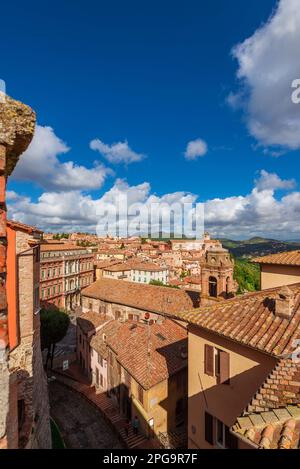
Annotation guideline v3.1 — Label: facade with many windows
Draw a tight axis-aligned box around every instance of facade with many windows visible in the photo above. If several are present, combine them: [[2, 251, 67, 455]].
[[102, 260, 169, 285], [40, 243, 94, 311]]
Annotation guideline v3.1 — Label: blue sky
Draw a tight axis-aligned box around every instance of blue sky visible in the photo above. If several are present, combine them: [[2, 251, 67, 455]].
[[2, 0, 300, 238]]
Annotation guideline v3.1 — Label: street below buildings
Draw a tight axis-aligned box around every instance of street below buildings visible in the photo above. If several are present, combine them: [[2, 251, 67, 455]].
[[49, 381, 122, 449]]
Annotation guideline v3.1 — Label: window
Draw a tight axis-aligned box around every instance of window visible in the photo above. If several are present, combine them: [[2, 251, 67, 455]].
[[216, 419, 238, 449], [205, 412, 214, 445], [97, 353, 103, 367], [138, 384, 144, 405], [41, 270, 45, 279], [114, 311, 121, 320], [204, 345, 230, 385], [47, 288, 50, 297]]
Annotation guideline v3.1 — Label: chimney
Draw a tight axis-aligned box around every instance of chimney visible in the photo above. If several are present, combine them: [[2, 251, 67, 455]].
[[275, 286, 294, 319]]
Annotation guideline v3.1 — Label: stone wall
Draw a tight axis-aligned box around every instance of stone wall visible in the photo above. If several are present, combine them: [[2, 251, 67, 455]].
[[0, 95, 51, 448]]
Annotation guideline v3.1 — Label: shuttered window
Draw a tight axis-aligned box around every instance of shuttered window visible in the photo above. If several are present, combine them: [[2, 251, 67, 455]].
[[138, 384, 144, 406], [205, 412, 214, 445], [219, 350, 230, 385], [204, 345, 230, 385], [204, 344, 214, 376]]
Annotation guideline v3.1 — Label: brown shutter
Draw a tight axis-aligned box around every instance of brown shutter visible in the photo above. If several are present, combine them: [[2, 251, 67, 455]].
[[205, 412, 214, 445], [219, 351, 230, 384], [204, 344, 214, 376]]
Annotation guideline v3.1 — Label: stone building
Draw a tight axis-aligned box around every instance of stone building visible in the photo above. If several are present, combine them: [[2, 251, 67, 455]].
[[102, 260, 169, 284], [40, 243, 94, 311], [6, 220, 51, 448], [0, 95, 51, 449], [80, 277, 193, 322]]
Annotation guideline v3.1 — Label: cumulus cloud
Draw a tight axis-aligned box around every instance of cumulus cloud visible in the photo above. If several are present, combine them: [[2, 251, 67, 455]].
[[255, 169, 296, 191], [184, 138, 208, 160], [229, 0, 300, 150], [90, 138, 145, 164], [7, 170, 300, 239], [12, 125, 112, 191]]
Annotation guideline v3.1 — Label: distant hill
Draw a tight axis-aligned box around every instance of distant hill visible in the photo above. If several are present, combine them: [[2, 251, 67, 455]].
[[221, 237, 300, 259]]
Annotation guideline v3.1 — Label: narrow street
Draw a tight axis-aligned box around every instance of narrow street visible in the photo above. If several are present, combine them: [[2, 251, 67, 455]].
[[49, 381, 122, 449]]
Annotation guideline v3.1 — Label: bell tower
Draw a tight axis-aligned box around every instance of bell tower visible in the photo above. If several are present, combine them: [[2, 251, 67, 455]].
[[201, 248, 236, 299]]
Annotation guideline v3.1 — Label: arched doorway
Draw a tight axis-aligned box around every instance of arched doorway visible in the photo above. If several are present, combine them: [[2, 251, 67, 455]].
[[209, 276, 218, 298]]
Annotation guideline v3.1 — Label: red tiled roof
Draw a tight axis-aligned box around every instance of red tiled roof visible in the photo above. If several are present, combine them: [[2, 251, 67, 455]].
[[7, 219, 43, 234], [103, 260, 167, 272], [253, 251, 300, 266], [184, 276, 202, 285], [41, 243, 90, 252], [164, 283, 300, 358], [232, 405, 300, 449], [94, 260, 121, 269], [107, 319, 187, 389], [76, 312, 108, 334], [245, 359, 300, 413], [81, 277, 193, 316], [90, 320, 122, 359]]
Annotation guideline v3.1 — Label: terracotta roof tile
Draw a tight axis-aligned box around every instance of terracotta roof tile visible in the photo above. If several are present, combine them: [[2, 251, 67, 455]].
[[245, 359, 300, 414], [7, 219, 43, 234], [164, 283, 300, 357], [253, 251, 300, 266], [76, 311, 108, 334], [232, 406, 300, 449], [41, 243, 91, 252], [90, 320, 122, 359], [106, 319, 187, 389], [81, 277, 193, 316]]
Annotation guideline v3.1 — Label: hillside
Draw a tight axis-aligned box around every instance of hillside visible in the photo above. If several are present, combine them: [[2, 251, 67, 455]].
[[221, 237, 300, 259]]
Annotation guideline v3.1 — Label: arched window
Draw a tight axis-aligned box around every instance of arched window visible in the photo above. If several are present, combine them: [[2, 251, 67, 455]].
[[209, 276, 218, 298], [114, 310, 121, 320], [226, 277, 230, 295]]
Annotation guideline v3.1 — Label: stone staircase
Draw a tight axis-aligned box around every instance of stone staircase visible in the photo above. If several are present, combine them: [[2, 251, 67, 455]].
[[119, 427, 148, 449]]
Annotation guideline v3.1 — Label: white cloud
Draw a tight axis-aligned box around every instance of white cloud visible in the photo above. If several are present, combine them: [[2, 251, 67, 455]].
[[255, 169, 296, 191], [12, 125, 112, 191], [230, 0, 300, 150], [7, 170, 300, 239], [90, 138, 145, 164], [184, 138, 208, 160]]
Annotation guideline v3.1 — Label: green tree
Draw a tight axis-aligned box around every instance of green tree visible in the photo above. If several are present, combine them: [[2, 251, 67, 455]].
[[40, 308, 70, 369], [234, 258, 260, 294]]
